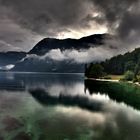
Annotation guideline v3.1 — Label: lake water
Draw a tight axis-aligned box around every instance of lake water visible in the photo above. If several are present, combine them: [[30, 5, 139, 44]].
[[0, 72, 140, 140]]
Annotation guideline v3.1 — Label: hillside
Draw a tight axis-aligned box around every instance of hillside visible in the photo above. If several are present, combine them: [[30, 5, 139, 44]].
[[0, 51, 26, 67], [86, 47, 140, 76], [28, 34, 109, 55], [12, 34, 109, 72], [102, 47, 140, 75], [12, 58, 84, 73]]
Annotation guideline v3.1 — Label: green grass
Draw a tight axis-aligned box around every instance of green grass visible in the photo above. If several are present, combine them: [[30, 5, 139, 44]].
[[109, 75, 124, 80], [102, 75, 124, 80]]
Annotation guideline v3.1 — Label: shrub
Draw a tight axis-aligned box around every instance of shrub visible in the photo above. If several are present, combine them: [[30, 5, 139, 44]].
[[133, 77, 138, 83], [88, 64, 104, 78], [123, 71, 134, 81]]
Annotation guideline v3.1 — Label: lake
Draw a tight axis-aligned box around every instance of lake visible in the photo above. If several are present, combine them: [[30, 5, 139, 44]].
[[0, 72, 140, 140]]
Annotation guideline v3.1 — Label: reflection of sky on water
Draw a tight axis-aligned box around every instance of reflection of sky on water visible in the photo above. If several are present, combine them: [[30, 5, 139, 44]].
[[0, 90, 140, 140], [0, 73, 140, 139]]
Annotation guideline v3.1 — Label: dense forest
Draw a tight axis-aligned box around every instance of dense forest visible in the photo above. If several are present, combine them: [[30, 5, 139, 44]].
[[85, 47, 140, 78], [101, 47, 140, 75]]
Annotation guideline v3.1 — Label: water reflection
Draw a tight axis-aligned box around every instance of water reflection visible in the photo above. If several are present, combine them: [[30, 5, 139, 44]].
[[29, 88, 103, 112], [0, 72, 83, 91], [85, 79, 140, 110], [0, 72, 140, 140]]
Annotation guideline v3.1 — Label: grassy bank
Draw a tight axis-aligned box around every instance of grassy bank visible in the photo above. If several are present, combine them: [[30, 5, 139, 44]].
[[106, 75, 123, 80], [85, 79, 140, 110]]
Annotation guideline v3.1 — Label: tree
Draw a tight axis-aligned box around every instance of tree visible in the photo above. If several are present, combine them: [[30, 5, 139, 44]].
[[134, 60, 140, 78], [123, 70, 134, 81], [124, 61, 135, 72], [88, 64, 104, 78]]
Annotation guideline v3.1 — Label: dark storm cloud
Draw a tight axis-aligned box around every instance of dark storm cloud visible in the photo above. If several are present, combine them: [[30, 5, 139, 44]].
[[1, 0, 140, 41], [0, 0, 94, 36], [90, 0, 140, 42], [0, 18, 43, 52], [0, 0, 140, 53]]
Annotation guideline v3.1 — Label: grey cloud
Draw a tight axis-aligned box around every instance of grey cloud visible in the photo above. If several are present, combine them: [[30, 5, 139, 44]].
[[0, 0, 103, 52], [24, 46, 121, 64], [1, 0, 140, 40], [118, 12, 140, 40], [0, 18, 43, 52], [0, 0, 95, 36], [91, 0, 140, 41], [0, 0, 140, 53], [0, 40, 20, 52]]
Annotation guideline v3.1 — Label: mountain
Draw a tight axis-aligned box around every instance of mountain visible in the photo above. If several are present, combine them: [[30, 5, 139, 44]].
[[28, 34, 109, 55], [0, 51, 26, 70], [12, 34, 109, 73], [12, 58, 85, 73]]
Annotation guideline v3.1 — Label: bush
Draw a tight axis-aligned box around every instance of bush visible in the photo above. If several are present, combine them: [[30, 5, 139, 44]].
[[123, 71, 134, 81], [133, 77, 138, 83], [137, 77, 140, 83], [88, 64, 104, 78]]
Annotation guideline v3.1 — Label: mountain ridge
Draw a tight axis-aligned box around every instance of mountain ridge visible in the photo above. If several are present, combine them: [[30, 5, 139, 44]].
[[0, 51, 26, 67], [0, 33, 110, 72], [28, 33, 110, 55], [12, 33, 109, 72]]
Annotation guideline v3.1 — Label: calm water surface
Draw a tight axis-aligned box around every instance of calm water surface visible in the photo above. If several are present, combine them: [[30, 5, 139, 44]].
[[0, 72, 140, 140]]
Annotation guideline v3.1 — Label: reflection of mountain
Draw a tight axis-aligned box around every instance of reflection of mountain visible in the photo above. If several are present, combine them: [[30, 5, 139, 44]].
[[85, 79, 140, 110], [0, 73, 83, 91], [1, 74, 140, 140], [29, 88, 103, 112], [0, 72, 103, 112]]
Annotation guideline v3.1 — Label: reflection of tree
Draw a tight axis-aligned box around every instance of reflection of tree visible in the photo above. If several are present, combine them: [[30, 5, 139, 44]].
[[85, 79, 140, 110], [29, 88, 103, 112]]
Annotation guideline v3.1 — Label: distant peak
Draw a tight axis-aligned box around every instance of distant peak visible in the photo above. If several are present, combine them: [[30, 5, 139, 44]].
[[28, 33, 111, 55]]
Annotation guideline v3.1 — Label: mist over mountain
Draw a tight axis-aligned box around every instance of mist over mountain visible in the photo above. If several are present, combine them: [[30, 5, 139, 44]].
[[11, 34, 110, 72]]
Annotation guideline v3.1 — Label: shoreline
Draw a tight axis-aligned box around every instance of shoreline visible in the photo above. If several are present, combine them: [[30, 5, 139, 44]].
[[85, 77, 140, 87], [85, 77, 119, 82]]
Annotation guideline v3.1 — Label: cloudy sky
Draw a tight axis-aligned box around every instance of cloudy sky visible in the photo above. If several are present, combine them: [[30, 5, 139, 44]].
[[0, 0, 140, 52]]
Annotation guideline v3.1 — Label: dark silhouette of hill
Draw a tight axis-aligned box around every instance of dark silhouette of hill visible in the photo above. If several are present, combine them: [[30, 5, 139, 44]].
[[29, 34, 109, 55], [0, 51, 26, 69], [12, 34, 109, 72]]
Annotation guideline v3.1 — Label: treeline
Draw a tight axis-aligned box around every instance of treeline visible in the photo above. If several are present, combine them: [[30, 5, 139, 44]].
[[102, 47, 140, 75], [85, 47, 140, 78]]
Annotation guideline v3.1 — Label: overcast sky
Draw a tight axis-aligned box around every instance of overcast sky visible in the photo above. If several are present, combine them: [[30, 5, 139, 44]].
[[0, 0, 140, 52]]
